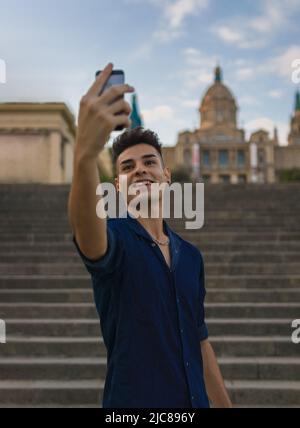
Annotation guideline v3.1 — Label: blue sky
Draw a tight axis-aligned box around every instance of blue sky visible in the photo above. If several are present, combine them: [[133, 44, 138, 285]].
[[0, 0, 300, 146]]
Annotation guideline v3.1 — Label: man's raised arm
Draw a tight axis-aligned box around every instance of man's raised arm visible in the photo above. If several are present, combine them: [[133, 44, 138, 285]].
[[68, 63, 134, 260]]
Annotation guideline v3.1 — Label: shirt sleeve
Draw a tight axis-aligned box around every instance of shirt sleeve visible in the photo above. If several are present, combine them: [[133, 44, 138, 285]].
[[72, 225, 123, 279], [198, 252, 209, 342]]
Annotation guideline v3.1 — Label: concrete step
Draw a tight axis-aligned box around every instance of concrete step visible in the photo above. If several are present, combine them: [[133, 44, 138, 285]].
[[0, 358, 107, 381], [1, 336, 298, 358], [1, 213, 299, 221], [1, 222, 300, 231], [1, 337, 107, 358], [3, 318, 295, 337], [1, 262, 300, 276], [0, 275, 300, 290], [206, 289, 300, 303], [206, 303, 300, 318], [1, 242, 300, 253], [0, 357, 299, 382], [211, 337, 299, 358], [0, 380, 104, 407], [0, 183, 299, 408], [0, 288, 299, 303], [225, 380, 300, 407], [0, 379, 298, 407], [220, 357, 300, 381], [2, 252, 300, 264], [1, 232, 300, 244], [0, 302, 299, 319]]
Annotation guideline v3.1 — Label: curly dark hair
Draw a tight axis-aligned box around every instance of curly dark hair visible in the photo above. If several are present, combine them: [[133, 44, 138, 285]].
[[112, 127, 164, 167]]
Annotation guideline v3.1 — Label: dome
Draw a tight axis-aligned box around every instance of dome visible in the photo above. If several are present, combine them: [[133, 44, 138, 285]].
[[202, 82, 236, 105], [199, 66, 238, 130]]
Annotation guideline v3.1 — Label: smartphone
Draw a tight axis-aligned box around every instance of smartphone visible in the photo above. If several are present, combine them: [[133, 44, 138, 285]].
[[96, 69, 126, 132]]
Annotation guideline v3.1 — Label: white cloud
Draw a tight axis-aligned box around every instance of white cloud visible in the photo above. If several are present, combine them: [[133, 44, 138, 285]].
[[154, 0, 210, 42], [213, 0, 300, 49], [235, 67, 255, 81], [239, 95, 260, 106], [223, 45, 300, 84], [248, 0, 284, 33], [127, 0, 210, 43], [268, 90, 283, 99], [127, 0, 211, 59], [268, 45, 300, 79], [175, 48, 218, 91], [212, 25, 266, 49], [215, 27, 244, 44], [142, 105, 174, 123], [182, 99, 199, 108], [164, 0, 209, 29], [245, 117, 289, 145]]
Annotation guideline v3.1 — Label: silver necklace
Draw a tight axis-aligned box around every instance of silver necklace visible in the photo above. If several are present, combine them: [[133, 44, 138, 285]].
[[151, 236, 170, 246]]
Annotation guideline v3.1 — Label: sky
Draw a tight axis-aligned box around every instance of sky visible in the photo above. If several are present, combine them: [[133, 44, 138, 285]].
[[0, 0, 300, 147]]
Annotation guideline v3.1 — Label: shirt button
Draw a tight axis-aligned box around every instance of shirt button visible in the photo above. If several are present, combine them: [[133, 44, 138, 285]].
[[180, 329, 184, 334], [191, 396, 195, 401], [151, 243, 156, 247], [186, 362, 189, 367]]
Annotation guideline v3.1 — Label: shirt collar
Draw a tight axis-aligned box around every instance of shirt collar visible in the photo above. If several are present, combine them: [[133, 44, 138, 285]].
[[122, 211, 182, 269]]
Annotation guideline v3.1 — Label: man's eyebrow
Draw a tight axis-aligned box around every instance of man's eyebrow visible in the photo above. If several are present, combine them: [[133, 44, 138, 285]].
[[120, 154, 158, 166]]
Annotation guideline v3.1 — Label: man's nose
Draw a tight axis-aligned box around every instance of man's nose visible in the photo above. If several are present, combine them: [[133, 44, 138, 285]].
[[133, 162, 148, 176]]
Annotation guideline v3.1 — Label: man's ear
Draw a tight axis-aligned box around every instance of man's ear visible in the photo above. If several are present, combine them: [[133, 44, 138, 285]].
[[164, 167, 171, 184], [115, 177, 119, 192]]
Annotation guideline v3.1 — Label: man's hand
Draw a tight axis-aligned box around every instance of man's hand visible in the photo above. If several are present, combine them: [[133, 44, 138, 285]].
[[75, 63, 135, 162], [201, 340, 233, 408]]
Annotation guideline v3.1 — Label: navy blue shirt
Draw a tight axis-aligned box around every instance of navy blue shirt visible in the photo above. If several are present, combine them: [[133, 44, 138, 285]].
[[73, 213, 210, 408]]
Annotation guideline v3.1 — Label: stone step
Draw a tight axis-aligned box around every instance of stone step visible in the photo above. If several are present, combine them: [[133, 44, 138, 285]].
[[206, 290, 300, 303], [226, 380, 300, 407], [1, 232, 300, 244], [1, 336, 298, 358], [0, 358, 107, 381], [0, 380, 104, 407], [0, 288, 299, 303], [0, 357, 298, 382], [0, 302, 299, 319], [2, 318, 295, 337], [0, 212, 299, 221], [219, 358, 300, 381], [1, 220, 299, 229], [0, 379, 298, 407], [0, 219, 298, 230], [0, 275, 299, 290], [1, 242, 300, 253], [1, 252, 300, 264], [1, 262, 300, 276]]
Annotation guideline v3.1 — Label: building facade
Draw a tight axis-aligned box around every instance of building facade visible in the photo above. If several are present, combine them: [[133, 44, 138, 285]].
[[163, 67, 300, 184], [0, 102, 113, 184], [1, 71, 300, 184]]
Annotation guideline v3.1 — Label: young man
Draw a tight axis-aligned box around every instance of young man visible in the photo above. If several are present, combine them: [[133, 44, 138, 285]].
[[68, 63, 232, 409]]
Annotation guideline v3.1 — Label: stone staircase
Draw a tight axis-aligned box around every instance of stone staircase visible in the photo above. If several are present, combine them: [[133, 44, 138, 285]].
[[0, 183, 299, 408]]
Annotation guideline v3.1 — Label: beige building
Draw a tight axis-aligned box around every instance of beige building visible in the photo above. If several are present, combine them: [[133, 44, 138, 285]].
[[0, 102, 113, 184], [0, 103, 76, 184], [1, 73, 299, 184], [164, 67, 300, 184]]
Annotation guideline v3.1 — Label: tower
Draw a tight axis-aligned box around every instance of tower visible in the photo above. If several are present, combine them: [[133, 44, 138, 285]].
[[288, 91, 300, 145], [199, 66, 238, 130]]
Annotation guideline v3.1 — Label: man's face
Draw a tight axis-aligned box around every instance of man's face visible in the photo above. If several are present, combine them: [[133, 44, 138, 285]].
[[115, 144, 171, 205]]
